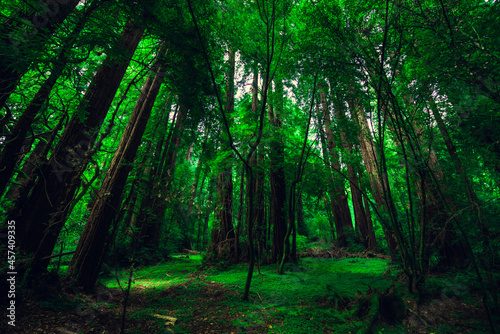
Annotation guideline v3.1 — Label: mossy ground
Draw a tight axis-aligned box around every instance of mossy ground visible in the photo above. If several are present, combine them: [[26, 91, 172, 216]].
[[2, 253, 494, 333]]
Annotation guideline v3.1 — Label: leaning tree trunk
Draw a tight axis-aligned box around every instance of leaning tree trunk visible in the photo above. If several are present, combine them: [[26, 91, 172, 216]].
[[67, 63, 165, 290], [136, 103, 187, 248], [10, 21, 143, 266], [0, 5, 92, 197]]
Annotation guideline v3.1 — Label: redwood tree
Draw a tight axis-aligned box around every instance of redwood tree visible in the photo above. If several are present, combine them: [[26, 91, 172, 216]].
[[10, 20, 144, 265], [68, 53, 166, 289]]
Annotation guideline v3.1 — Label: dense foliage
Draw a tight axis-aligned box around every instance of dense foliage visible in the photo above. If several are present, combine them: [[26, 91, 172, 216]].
[[0, 0, 499, 332]]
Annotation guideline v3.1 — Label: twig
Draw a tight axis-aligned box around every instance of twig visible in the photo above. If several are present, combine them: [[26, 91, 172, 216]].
[[120, 266, 134, 334], [407, 307, 429, 327]]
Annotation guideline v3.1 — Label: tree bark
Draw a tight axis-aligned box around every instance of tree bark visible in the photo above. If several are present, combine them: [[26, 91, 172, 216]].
[[0, 4, 94, 197], [67, 58, 165, 290], [334, 101, 376, 250], [319, 87, 353, 241], [10, 21, 143, 263], [208, 45, 236, 261], [348, 93, 398, 256]]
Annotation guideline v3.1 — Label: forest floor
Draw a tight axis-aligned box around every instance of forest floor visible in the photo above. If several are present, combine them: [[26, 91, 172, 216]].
[[1, 249, 495, 334]]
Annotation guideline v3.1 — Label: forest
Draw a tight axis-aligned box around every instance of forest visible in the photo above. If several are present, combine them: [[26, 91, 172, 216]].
[[0, 0, 499, 333]]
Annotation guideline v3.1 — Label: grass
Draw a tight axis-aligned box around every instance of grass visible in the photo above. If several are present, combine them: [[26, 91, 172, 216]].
[[116, 256, 395, 333], [205, 257, 392, 300], [13, 251, 494, 334], [92, 254, 494, 333], [96, 255, 397, 333], [99, 254, 203, 289]]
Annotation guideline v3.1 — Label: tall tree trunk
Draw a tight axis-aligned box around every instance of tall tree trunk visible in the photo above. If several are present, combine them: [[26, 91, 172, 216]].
[[187, 135, 206, 216], [319, 87, 352, 242], [10, 21, 143, 262], [136, 102, 186, 247], [317, 103, 336, 241], [268, 102, 287, 263], [208, 45, 236, 261], [348, 93, 398, 256], [67, 59, 165, 290], [185, 136, 206, 250], [334, 101, 376, 249], [428, 98, 479, 205], [410, 111, 471, 270], [245, 67, 265, 263]]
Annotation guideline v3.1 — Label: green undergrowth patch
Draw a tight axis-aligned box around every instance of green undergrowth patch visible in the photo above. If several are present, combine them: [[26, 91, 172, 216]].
[[99, 254, 203, 289], [47, 264, 69, 275], [206, 257, 392, 300], [100, 255, 400, 333], [207, 257, 395, 333]]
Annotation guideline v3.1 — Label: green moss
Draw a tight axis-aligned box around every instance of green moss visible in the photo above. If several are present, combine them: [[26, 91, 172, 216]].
[[100, 255, 201, 289], [99, 254, 400, 333], [204, 257, 393, 333], [205, 257, 391, 301]]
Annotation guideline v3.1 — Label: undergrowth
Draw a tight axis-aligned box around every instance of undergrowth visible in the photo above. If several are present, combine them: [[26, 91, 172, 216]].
[[93, 254, 494, 333]]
